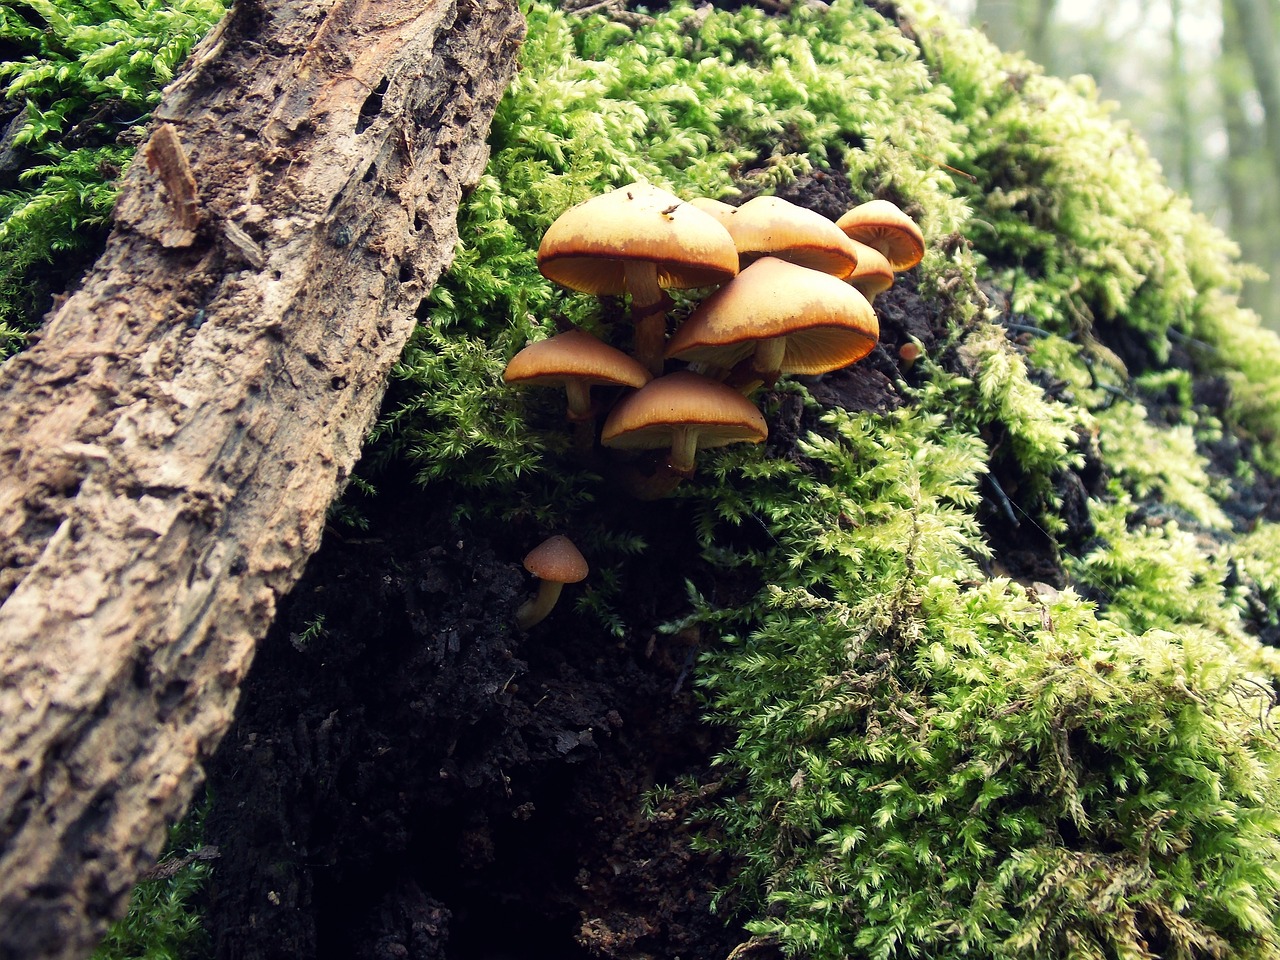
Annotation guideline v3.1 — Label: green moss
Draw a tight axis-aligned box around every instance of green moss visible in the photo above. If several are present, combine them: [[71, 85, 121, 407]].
[[1093, 401, 1232, 531], [949, 322, 1082, 497], [0, 0, 226, 348], [690, 396, 1280, 960], [373, 2, 1280, 956], [92, 798, 211, 960], [901, 0, 1280, 469], [1229, 522, 1280, 638]]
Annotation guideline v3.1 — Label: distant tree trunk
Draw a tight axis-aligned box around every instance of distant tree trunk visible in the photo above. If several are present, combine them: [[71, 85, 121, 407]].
[[1025, 0, 1059, 72], [1220, 2, 1257, 237], [1220, 0, 1280, 323], [973, 0, 1024, 54], [972, 0, 1058, 69], [0, 0, 524, 957], [1168, 0, 1196, 193], [1224, 0, 1280, 188]]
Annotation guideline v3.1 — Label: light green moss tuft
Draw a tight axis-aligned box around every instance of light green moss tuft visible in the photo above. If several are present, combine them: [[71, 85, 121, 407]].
[[0, 0, 227, 347], [692, 400, 1280, 960], [1094, 401, 1232, 531]]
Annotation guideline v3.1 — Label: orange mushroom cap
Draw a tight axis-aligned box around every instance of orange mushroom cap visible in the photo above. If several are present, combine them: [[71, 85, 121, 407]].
[[523, 534, 589, 585], [846, 239, 894, 302], [503, 329, 652, 420], [724, 195, 860, 279], [835, 199, 924, 271], [537, 183, 739, 295], [600, 371, 767, 475], [664, 257, 879, 378], [687, 196, 739, 232]]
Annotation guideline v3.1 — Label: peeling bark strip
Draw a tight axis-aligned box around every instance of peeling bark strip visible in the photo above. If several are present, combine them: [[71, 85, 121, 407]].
[[143, 123, 201, 248], [0, 0, 524, 955]]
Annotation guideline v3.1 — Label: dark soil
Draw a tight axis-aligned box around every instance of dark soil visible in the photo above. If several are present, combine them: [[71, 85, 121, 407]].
[[201, 471, 756, 960]]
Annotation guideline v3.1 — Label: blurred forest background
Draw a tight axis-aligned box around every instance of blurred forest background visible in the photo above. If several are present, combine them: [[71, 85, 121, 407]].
[[941, 0, 1280, 332]]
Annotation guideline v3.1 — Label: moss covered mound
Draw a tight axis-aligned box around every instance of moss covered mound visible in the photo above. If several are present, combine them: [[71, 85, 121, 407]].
[[374, 2, 1280, 957]]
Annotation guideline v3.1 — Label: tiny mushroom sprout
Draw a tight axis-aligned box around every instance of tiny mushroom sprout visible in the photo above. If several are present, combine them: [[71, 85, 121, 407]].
[[845, 239, 895, 303], [600, 371, 767, 479], [517, 534, 589, 630], [723, 195, 860, 279], [835, 199, 925, 272], [664, 256, 879, 390], [897, 340, 923, 371], [537, 182, 739, 377], [503, 329, 652, 449]]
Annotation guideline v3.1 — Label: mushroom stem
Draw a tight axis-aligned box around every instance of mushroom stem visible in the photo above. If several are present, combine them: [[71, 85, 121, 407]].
[[564, 381, 594, 422], [667, 426, 700, 476], [625, 260, 668, 376], [750, 337, 786, 382], [725, 369, 766, 396], [725, 356, 770, 395], [516, 579, 566, 631], [563, 382, 598, 456]]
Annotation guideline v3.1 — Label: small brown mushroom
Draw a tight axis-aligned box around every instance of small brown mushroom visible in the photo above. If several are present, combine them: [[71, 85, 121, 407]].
[[897, 341, 923, 371], [836, 199, 925, 272], [664, 257, 879, 390], [600, 371, 767, 478], [503, 329, 652, 449], [845, 239, 894, 303], [517, 535, 589, 630], [723, 195, 860, 278], [537, 183, 739, 376]]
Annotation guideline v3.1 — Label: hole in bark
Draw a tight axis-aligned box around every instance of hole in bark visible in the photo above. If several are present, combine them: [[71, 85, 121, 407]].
[[356, 77, 390, 134], [398, 262, 414, 283], [158, 680, 188, 718]]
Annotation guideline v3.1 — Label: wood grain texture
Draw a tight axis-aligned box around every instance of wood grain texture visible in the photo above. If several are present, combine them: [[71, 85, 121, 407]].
[[0, 0, 524, 954]]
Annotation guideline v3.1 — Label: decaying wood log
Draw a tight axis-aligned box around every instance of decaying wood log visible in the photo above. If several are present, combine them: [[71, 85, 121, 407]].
[[0, 0, 524, 954]]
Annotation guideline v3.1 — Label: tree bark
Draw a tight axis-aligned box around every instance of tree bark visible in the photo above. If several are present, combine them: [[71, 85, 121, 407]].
[[0, 0, 524, 955]]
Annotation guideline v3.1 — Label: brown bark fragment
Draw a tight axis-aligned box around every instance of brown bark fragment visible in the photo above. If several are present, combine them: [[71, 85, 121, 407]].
[[0, 0, 525, 955], [142, 123, 201, 248]]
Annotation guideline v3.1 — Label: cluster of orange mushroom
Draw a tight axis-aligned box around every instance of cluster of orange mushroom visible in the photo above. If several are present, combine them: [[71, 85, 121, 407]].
[[504, 182, 923, 626], [503, 182, 924, 496]]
